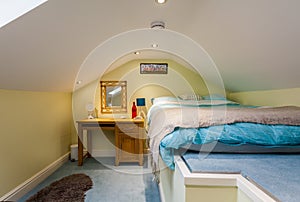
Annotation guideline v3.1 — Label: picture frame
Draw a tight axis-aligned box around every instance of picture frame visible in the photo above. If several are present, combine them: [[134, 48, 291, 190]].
[[140, 63, 168, 74]]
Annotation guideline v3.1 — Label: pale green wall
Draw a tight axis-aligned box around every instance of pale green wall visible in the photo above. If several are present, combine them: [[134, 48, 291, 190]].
[[99, 59, 209, 114], [72, 59, 211, 155], [71, 61, 300, 159], [229, 87, 300, 107], [0, 89, 73, 197]]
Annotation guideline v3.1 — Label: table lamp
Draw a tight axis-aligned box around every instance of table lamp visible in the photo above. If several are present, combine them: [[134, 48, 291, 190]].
[[86, 103, 95, 119]]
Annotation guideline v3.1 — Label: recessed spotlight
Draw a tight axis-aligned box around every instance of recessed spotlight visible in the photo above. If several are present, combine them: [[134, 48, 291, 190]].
[[134, 51, 140, 55], [151, 43, 158, 48], [156, 0, 167, 4], [76, 80, 82, 85]]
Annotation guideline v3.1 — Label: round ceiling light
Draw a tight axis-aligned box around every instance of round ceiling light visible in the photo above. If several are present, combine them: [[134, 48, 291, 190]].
[[156, 0, 167, 4]]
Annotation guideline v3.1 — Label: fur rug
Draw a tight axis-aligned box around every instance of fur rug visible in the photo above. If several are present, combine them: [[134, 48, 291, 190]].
[[26, 173, 93, 202]]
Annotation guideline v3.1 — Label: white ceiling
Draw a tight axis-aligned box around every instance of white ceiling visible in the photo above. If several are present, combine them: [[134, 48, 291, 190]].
[[0, 0, 299, 92]]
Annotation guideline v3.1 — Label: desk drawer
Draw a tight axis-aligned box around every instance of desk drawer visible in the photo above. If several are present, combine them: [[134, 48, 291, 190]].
[[116, 123, 141, 134]]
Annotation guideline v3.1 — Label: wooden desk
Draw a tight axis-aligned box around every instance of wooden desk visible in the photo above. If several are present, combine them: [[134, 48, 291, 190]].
[[76, 118, 145, 166]]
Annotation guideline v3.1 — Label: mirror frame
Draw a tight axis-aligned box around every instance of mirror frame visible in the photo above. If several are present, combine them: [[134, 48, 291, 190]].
[[100, 81, 127, 114]]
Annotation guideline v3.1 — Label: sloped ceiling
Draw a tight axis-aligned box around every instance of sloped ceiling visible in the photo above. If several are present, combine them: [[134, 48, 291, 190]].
[[0, 0, 299, 92]]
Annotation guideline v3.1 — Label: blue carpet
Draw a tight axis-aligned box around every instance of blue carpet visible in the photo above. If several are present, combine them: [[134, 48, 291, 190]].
[[182, 152, 300, 202], [19, 157, 161, 202]]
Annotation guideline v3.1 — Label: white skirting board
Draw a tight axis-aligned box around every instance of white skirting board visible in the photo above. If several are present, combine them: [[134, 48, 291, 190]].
[[0, 152, 70, 202]]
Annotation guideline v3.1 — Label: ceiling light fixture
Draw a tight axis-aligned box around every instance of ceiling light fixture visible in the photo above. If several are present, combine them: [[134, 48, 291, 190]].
[[155, 0, 167, 4], [151, 43, 158, 48], [134, 51, 140, 55], [150, 21, 165, 29]]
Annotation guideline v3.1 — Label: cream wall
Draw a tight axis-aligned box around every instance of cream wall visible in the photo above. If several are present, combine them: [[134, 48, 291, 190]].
[[229, 87, 300, 107], [0, 89, 73, 197]]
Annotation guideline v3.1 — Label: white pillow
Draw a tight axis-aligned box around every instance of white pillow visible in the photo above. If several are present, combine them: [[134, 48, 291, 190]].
[[151, 96, 179, 104]]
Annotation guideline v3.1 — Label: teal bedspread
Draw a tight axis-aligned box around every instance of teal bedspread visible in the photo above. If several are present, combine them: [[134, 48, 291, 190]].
[[160, 123, 300, 169]]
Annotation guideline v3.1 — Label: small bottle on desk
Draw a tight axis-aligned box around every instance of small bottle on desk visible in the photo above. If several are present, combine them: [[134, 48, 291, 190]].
[[132, 102, 137, 119]]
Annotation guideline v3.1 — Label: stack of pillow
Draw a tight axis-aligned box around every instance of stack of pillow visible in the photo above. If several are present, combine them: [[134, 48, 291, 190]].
[[151, 94, 230, 104]]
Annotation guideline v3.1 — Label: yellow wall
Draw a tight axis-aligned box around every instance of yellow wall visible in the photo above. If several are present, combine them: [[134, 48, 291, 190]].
[[72, 80, 116, 153], [229, 87, 300, 106], [0, 89, 73, 197], [186, 186, 237, 202]]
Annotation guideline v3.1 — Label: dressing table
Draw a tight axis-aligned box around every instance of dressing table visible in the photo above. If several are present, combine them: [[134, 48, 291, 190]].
[[77, 118, 145, 166]]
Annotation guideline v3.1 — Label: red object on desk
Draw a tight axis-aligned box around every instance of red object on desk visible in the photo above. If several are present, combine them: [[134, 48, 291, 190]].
[[132, 102, 137, 118]]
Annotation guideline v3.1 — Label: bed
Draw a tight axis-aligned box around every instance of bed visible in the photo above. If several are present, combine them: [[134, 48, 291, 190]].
[[146, 96, 300, 176]]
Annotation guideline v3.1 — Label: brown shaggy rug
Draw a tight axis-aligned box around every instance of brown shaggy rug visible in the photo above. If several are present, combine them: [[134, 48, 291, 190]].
[[26, 173, 93, 202]]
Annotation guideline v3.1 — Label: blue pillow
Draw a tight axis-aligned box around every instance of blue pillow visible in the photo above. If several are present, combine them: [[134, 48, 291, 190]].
[[201, 94, 227, 101]]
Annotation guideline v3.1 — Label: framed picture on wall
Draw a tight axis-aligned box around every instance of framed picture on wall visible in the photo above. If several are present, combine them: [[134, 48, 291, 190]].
[[140, 63, 168, 74]]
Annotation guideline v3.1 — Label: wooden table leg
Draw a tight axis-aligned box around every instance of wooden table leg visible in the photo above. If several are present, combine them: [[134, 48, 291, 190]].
[[78, 124, 83, 166], [87, 130, 92, 157], [139, 138, 143, 166], [115, 131, 119, 166], [139, 126, 144, 166]]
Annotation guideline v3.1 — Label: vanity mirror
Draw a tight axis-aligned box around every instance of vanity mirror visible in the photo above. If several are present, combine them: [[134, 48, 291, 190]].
[[100, 81, 127, 113]]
